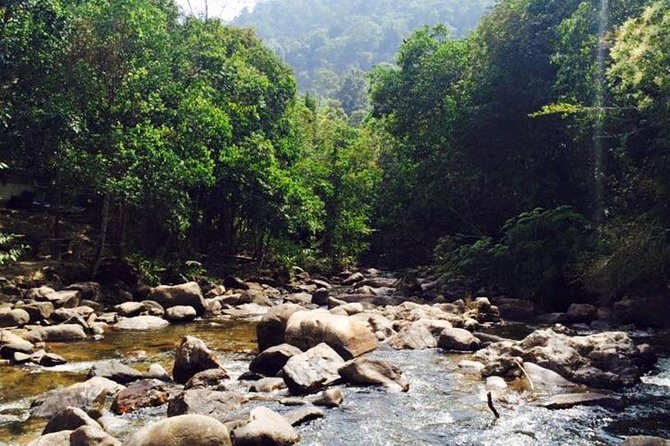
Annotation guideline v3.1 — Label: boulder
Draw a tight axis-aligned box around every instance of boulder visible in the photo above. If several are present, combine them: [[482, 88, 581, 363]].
[[540, 392, 624, 410], [184, 368, 230, 390], [148, 282, 206, 315], [310, 388, 344, 407], [165, 306, 197, 323], [115, 316, 169, 331], [312, 289, 329, 306], [27, 431, 73, 446], [0, 329, 34, 351], [342, 272, 364, 286], [387, 321, 437, 350], [88, 362, 144, 384], [172, 336, 225, 384], [249, 377, 286, 393], [122, 414, 232, 446], [17, 302, 54, 322], [249, 344, 302, 377], [232, 407, 300, 446], [114, 302, 144, 317], [284, 309, 377, 359], [256, 304, 304, 352], [42, 407, 102, 435], [31, 377, 120, 419], [39, 352, 67, 367], [0, 308, 30, 327], [283, 406, 325, 427], [111, 379, 170, 414], [140, 300, 165, 317], [282, 343, 345, 395], [70, 425, 121, 446], [522, 362, 577, 389], [437, 327, 481, 351], [167, 389, 247, 420], [65, 282, 103, 302], [145, 363, 171, 382], [474, 329, 654, 389], [43, 290, 81, 308], [25, 286, 56, 301], [25, 324, 87, 343], [338, 358, 409, 391]]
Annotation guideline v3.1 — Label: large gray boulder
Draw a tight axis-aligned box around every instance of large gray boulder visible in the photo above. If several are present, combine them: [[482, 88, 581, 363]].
[[70, 425, 121, 446], [122, 414, 232, 446], [27, 431, 73, 446], [249, 344, 302, 377], [42, 407, 102, 435], [256, 304, 304, 352], [172, 336, 225, 384], [338, 358, 409, 391], [284, 309, 377, 359], [167, 389, 247, 420], [437, 327, 481, 351], [88, 362, 144, 384], [165, 306, 197, 323], [111, 379, 170, 414], [0, 308, 30, 327], [31, 377, 121, 419], [148, 282, 206, 315], [231, 407, 300, 446], [115, 316, 169, 331], [282, 343, 344, 395], [184, 369, 230, 391], [24, 324, 87, 343], [474, 329, 654, 389]]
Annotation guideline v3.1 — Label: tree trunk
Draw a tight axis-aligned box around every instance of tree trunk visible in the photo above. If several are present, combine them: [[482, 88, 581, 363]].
[[91, 193, 111, 278]]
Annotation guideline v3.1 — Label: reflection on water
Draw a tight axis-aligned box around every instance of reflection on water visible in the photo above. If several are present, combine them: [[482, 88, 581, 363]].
[[0, 319, 257, 445], [0, 322, 668, 446]]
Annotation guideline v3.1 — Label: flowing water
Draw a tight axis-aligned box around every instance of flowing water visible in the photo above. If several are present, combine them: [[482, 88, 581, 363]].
[[0, 320, 668, 445]]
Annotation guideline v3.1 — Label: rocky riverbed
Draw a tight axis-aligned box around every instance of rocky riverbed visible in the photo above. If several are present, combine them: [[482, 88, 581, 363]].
[[0, 269, 668, 445]]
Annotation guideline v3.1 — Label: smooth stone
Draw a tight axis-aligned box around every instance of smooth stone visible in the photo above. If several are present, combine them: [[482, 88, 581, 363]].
[[249, 344, 302, 377], [122, 414, 232, 446], [115, 316, 169, 331], [282, 343, 345, 395], [42, 407, 102, 435], [541, 392, 624, 410], [172, 336, 225, 384], [338, 358, 409, 392], [284, 406, 325, 426], [231, 407, 300, 446]]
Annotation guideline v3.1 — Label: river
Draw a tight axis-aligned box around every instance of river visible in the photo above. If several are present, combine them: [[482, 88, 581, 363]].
[[1, 319, 667, 445]]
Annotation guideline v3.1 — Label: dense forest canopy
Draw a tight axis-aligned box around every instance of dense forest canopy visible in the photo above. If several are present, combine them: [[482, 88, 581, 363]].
[[233, 0, 494, 100], [1, 0, 669, 312]]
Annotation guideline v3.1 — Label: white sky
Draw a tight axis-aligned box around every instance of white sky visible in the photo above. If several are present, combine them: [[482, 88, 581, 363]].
[[175, 0, 258, 21]]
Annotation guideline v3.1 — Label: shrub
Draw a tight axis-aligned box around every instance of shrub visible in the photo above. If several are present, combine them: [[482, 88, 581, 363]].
[[435, 206, 596, 310]]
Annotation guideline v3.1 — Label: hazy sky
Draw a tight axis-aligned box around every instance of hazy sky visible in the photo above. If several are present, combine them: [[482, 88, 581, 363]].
[[175, 0, 258, 21]]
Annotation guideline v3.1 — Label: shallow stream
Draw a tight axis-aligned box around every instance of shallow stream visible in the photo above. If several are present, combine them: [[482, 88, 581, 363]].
[[0, 320, 668, 445]]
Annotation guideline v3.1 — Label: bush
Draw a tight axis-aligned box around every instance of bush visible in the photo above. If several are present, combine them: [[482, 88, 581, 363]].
[[435, 206, 596, 310], [578, 217, 670, 300], [0, 232, 25, 266]]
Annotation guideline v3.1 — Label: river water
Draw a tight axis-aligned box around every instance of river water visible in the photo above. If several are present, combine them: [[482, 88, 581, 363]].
[[0, 321, 668, 445]]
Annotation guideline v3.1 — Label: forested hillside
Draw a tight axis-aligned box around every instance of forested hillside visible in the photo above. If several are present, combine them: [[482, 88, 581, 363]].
[[2, 0, 670, 312], [369, 0, 670, 309], [234, 0, 494, 99]]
